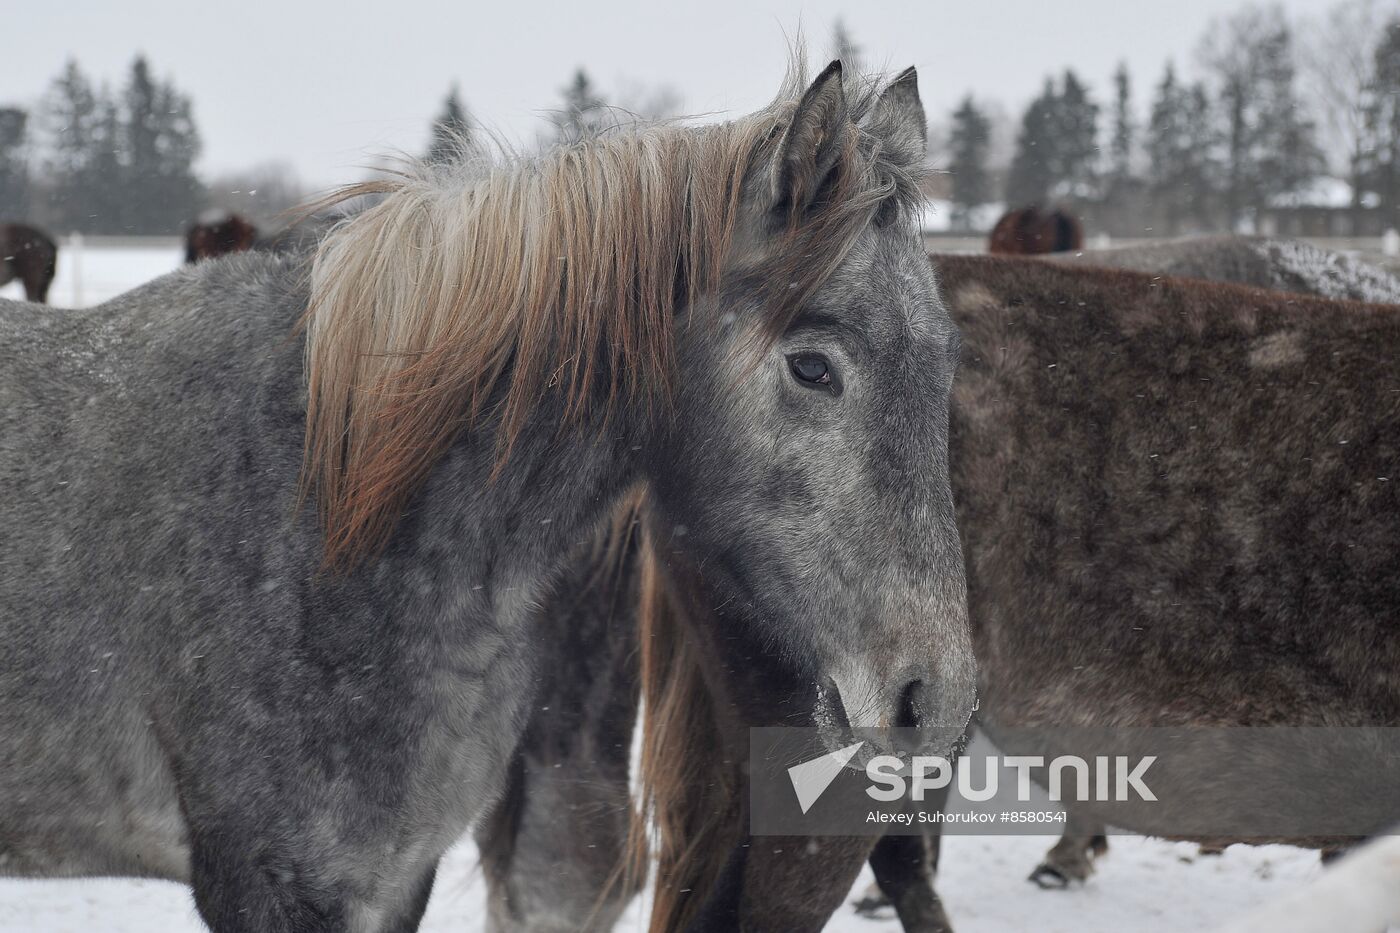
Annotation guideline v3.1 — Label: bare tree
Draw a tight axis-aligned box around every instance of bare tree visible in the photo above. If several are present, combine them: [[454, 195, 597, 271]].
[[1197, 3, 1325, 229], [1300, 0, 1400, 222], [612, 79, 684, 121], [205, 161, 307, 230]]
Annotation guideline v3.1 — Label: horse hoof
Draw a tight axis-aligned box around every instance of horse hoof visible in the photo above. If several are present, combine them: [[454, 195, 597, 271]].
[[1028, 864, 1070, 889], [852, 887, 894, 918]]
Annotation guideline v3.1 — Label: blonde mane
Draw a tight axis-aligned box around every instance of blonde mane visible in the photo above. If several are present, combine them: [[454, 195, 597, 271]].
[[300, 64, 922, 569]]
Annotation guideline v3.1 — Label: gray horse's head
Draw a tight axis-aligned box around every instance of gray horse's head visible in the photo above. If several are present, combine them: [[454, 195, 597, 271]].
[[646, 62, 976, 754]]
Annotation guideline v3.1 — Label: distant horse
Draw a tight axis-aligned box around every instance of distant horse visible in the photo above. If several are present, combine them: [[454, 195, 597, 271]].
[[484, 245, 1400, 933], [184, 209, 258, 263], [0, 223, 57, 302], [0, 60, 970, 933], [988, 205, 1083, 255]]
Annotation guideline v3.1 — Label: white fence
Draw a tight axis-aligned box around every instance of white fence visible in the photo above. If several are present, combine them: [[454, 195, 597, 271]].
[[0, 234, 183, 309]]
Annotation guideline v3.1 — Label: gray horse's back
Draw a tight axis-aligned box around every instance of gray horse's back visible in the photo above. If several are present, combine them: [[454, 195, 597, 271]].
[[1052, 235, 1400, 304], [0, 254, 307, 880]]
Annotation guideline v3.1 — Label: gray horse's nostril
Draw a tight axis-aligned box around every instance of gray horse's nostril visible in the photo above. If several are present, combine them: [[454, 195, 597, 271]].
[[895, 678, 926, 731]]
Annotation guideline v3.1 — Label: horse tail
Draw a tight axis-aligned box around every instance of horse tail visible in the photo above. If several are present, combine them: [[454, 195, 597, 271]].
[[630, 528, 746, 932]]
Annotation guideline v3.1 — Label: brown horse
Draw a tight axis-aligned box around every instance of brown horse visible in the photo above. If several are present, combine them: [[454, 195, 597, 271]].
[[987, 205, 1083, 255], [183, 209, 258, 263], [0, 223, 57, 303]]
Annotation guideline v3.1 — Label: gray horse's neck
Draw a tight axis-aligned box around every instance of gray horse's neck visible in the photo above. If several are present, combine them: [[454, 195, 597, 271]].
[[380, 401, 645, 637]]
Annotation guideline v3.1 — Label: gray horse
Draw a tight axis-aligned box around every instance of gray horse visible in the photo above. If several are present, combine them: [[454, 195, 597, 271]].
[[1052, 235, 1400, 304], [0, 60, 975, 932], [479, 240, 1400, 932]]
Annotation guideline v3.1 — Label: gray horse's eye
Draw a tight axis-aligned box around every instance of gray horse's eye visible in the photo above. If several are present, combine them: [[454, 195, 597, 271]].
[[789, 354, 832, 386]]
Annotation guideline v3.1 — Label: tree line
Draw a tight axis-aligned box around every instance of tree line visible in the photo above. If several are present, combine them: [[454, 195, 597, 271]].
[[1, 58, 202, 235], [945, 1, 1400, 235], [4, 6, 1398, 238], [0, 55, 677, 236]]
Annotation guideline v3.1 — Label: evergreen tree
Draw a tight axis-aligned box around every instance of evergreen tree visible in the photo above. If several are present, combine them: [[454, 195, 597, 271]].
[[124, 56, 160, 228], [551, 69, 608, 144], [40, 60, 104, 232], [1108, 63, 1135, 186], [1006, 72, 1099, 207], [1053, 69, 1100, 197], [947, 95, 992, 229], [0, 107, 29, 219], [831, 18, 863, 72], [121, 56, 203, 233], [88, 93, 127, 234], [1006, 79, 1059, 207], [426, 85, 471, 164], [1146, 63, 1218, 233]]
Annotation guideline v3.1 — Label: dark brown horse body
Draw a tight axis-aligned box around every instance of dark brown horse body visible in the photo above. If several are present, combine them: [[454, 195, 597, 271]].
[[184, 210, 258, 263], [987, 205, 1083, 255], [481, 243, 1400, 932], [904, 254, 1397, 914], [663, 256, 1400, 933], [0, 223, 57, 303]]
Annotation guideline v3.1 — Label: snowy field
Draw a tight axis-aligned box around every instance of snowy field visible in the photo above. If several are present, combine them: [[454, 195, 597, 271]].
[[0, 835, 1321, 932], [0, 243, 1330, 930], [0, 239, 183, 309]]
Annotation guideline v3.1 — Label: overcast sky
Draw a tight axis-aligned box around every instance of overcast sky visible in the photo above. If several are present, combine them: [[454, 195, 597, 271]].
[[11, 0, 1339, 190]]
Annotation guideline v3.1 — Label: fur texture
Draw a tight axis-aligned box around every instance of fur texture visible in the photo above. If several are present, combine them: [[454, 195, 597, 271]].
[[0, 60, 964, 933], [484, 246, 1400, 933], [1052, 235, 1400, 304]]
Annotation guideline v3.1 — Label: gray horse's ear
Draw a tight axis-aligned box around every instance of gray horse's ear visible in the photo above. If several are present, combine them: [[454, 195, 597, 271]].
[[866, 66, 927, 169], [771, 60, 852, 222]]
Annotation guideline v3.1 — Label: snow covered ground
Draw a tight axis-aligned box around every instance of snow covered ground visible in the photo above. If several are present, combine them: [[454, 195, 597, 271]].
[[0, 240, 183, 309], [0, 834, 1321, 932], [0, 243, 1329, 930]]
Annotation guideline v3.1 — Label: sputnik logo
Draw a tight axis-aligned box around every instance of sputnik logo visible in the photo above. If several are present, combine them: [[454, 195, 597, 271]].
[[787, 741, 865, 814]]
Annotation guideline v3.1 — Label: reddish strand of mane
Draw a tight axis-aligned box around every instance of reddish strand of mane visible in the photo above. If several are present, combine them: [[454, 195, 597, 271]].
[[299, 97, 909, 572]]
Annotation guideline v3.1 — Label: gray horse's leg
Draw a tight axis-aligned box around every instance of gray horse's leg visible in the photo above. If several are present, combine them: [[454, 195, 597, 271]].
[[478, 755, 637, 933], [188, 824, 345, 932], [476, 531, 642, 932], [1029, 809, 1108, 889], [864, 833, 953, 933], [383, 862, 439, 933], [684, 834, 874, 932], [189, 824, 439, 933], [853, 778, 954, 932]]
